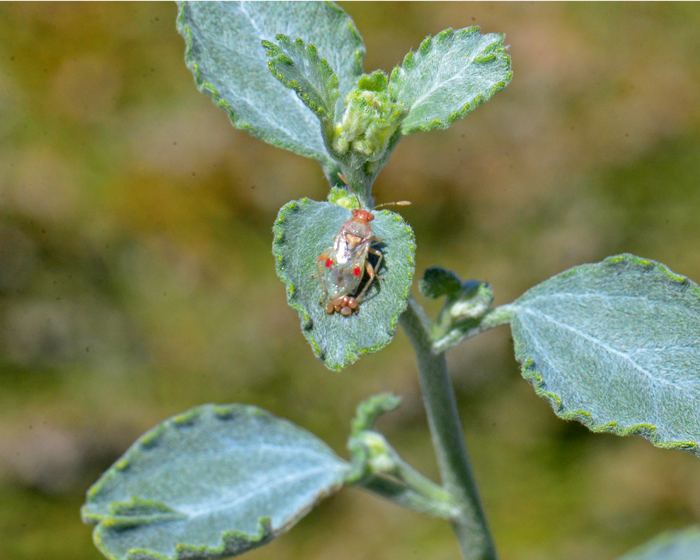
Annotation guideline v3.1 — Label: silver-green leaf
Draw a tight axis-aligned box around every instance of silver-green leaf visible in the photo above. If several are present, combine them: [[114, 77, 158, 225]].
[[389, 27, 512, 134], [511, 254, 700, 455], [617, 526, 700, 560], [264, 35, 339, 136], [177, 1, 364, 174], [273, 197, 415, 371], [82, 404, 350, 560]]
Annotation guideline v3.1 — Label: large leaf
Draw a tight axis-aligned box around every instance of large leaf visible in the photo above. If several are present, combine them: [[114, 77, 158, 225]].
[[511, 254, 700, 455], [177, 1, 364, 174], [389, 27, 512, 134], [273, 197, 415, 371], [82, 404, 350, 560], [617, 526, 700, 560]]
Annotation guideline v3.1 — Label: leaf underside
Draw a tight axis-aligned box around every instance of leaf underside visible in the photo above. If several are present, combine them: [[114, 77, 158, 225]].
[[389, 26, 512, 134], [273, 198, 416, 371], [177, 1, 364, 173], [82, 404, 350, 560], [617, 526, 700, 560], [512, 254, 700, 456]]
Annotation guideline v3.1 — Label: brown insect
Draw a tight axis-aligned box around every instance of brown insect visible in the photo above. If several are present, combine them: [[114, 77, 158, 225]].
[[316, 177, 409, 316]]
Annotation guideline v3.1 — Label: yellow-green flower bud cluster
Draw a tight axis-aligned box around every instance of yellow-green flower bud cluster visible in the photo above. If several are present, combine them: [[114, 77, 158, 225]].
[[332, 75, 407, 162]]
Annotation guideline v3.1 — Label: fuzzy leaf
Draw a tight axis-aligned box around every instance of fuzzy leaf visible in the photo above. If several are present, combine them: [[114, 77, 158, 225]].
[[617, 526, 700, 560], [273, 198, 415, 371], [177, 1, 364, 175], [419, 266, 462, 299], [511, 254, 700, 456], [82, 404, 350, 560], [389, 27, 512, 134], [264, 35, 339, 134]]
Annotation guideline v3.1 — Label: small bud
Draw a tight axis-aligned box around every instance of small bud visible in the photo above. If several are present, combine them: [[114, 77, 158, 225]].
[[327, 186, 360, 210], [449, 281, 494, 322], [332, 72, 408, 162], [356, 431, 395, 475], [430, 276, 495, 340]]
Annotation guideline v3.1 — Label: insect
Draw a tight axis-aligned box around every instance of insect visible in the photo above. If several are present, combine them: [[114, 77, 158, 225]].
[[316, 181, 410, 316]]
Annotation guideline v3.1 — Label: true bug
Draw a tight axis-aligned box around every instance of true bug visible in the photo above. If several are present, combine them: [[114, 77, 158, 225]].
[[316, 179, 409, 316]]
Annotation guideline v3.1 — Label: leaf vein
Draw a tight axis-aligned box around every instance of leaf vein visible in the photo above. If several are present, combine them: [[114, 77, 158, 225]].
[[520, 307, 686, 392]]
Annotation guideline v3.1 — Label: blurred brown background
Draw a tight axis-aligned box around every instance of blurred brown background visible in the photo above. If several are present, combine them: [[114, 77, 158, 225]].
[[1, 2, 700, 559]]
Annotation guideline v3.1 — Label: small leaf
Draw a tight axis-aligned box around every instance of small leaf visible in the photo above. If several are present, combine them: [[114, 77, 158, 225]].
[[82, 404, 350, 560], [617, 526, 700, 560], [419, 266, 462, 299], [389, 27, 512, 134], [273, 198, 416, 371], [264, 35, 339, 134], [357, 70, 389, 92], [351, 393, 402, 435], [511, 254, 700, 455], [177, 1, 364, 176]]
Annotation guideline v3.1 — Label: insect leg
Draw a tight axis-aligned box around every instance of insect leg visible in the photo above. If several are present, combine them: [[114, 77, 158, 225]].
[[356, 260, 376, 302], [369, 245, 383, 271]]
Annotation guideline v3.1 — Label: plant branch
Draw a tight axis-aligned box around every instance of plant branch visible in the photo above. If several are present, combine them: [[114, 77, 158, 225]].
[[356, 475, 461, 519], [432, 304, 515, 353], [400, 295, 498, 560]]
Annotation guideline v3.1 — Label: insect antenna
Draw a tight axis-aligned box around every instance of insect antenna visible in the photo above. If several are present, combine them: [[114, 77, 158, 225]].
[[337, 172, 411, 211], [373, 201, 412, 210]]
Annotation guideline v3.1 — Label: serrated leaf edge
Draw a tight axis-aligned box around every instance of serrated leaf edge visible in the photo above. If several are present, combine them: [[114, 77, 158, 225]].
[[93, 516, 275, 560], [83, 405, 277, 524], [264, 34, 340, 121], [84, 403, 349, 560], [175, 2, 336, 169], [513, 253, 700, 457], [390, 26, 513, 135]]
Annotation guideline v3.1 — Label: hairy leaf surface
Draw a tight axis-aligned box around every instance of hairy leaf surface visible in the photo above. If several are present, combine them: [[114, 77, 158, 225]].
[[273, 198, 415, 371], [177, 1, 364, 173], [264, 35, 339, 134], [82, 404, 350, 560], [512, 254, 700, 455], [617, 526, 700, 560], [389, 27, 512, 134]]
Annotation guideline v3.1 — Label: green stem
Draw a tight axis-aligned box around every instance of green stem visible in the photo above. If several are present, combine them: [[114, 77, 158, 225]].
[[387, 443, 455, 506], [432, 304, 515, 354], [400, 296, 498, 560], [357, 475, 461, 519]]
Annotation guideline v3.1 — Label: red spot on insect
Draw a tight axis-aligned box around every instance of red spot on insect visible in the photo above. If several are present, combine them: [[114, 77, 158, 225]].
[[325, 258, 334, 268], [353, 265, 361, 277]]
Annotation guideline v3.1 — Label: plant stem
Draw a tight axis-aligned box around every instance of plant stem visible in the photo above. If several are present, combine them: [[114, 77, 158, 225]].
[[432, 304, 515, 354], [357, 475, 461, 520], [400, 296, 498, 560]]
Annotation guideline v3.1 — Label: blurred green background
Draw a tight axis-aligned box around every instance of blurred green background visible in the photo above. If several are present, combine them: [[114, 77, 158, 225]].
[[1, 2, 700, 559]]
